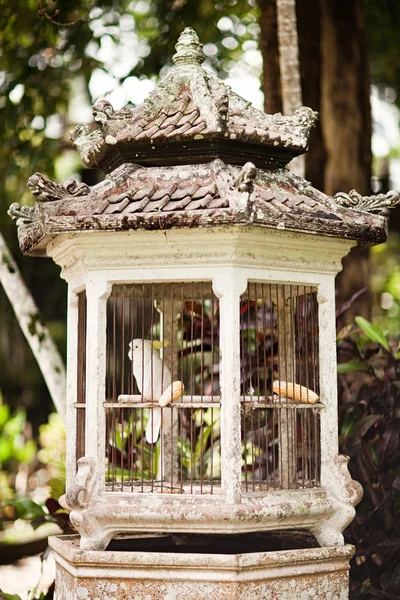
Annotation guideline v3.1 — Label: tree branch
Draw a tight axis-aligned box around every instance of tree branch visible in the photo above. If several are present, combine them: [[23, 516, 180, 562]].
[[0, 231, 66, 421], [35, 0, 88, 27]]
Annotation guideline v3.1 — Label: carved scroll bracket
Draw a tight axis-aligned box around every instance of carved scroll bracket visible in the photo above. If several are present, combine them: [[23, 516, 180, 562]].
[[27, 173, 90, 203], [334, 189, 400, 216], [272, 106, 318, 139], [92, 99, 133, 127], [60, 456, 96, 510], [312, 454, 363, 547], [8, 203, 39, 226]]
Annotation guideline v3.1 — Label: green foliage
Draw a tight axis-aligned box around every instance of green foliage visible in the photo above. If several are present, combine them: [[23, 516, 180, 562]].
[[178, 407, 221, 480], [37, 413, 66, 500], [338, 318, 400, 599], [366, 0, 400, 106], [130, 0, 259, 79], [5, 497, 46, 521], [371, 234, 400, 339], [337, 359, 366, 374], [354, 316, 390, 352], [0, 394, 36, 483], [0, 0, 128, 227], [0, 407, 67, 563]]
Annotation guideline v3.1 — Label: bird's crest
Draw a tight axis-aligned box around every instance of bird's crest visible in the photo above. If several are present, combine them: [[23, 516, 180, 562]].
[[128, 339, 169, 350]]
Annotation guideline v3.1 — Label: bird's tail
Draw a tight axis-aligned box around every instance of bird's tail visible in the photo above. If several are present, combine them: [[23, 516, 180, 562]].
[[145, 407, 171, 444]]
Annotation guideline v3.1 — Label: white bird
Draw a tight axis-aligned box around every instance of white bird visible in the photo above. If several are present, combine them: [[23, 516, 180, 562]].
[[128, 339, 171, 444]]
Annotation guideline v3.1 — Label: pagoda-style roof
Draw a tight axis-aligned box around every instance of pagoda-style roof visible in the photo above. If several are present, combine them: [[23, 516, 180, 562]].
[[70, 28, 317, 172], [9, 28, 399, 255]]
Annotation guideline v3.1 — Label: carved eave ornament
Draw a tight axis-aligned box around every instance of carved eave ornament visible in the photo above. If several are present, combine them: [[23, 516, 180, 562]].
[[333, 189, 400, 216], [9, 28, 397, 256]]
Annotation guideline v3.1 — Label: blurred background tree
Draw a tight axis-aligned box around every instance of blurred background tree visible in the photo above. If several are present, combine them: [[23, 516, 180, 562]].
[[0, 0, 399, 596]]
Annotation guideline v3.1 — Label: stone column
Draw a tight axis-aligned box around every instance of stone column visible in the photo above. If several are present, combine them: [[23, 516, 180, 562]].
[[84, 278, 111, 496], [213, 269, 247, 504], [277, 289, 296, 489], [65, 288, 79, 489], [317, 277, 339, 476], [157, 292, 179, 485], [312, 275, 363, 547]]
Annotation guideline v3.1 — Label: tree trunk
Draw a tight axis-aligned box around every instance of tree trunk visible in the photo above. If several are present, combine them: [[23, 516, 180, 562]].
[[320, 0, 372, 325], [296, 0, 326, 191], [275, 0, 304, 175], [275, 0, 302, 116], [259, 0, 282, 115]]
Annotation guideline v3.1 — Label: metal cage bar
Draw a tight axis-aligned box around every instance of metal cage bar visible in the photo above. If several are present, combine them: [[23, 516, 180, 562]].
[[240, 282, 321, 492], [104, 282, 221, 494]]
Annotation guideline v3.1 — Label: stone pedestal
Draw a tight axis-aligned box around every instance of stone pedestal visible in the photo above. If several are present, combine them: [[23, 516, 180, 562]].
[[50, 535, 354, 600]]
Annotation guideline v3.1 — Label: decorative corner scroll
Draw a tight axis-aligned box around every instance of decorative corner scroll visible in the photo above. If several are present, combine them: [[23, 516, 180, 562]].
[[272, 106, 318, 138], [235, 162, 257, 193], [333, 454, 363, 507], [27, 173, 89, 203], [310, 453, 363, 547], [92, 99, 133, 127], [334, 189, 400, 216], [293, 106, 319, 130], [8, 202, 38, 226], [64, 457, 96, 510], [70, 124, 106, 167]]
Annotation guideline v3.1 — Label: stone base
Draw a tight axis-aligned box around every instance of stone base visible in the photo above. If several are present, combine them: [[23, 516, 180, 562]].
[[50, 534, 354, 600]]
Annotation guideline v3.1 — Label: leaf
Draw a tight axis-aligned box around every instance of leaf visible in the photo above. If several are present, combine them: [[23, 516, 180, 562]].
[[0, 591, 24, 600], [337, 359, 366, 374], [7, 497, 46, 520], [377, 538, 400, 547], [355, 316, 390, 351], [14, 439, 36, 464], [3, 410, 27, 436], [48, 476, 65, 501], [0, 403, 10, 426], [358, 414, 381, 438], [393, 476, 400, 491], [341, 411, 358, 438], [377, 425, 399, 465], [337, 324, 360, 340], [0, 437, 12, 462]]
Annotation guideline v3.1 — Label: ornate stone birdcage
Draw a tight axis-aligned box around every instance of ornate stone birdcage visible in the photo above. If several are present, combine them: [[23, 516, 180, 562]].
[[10, 29, 398, 556]]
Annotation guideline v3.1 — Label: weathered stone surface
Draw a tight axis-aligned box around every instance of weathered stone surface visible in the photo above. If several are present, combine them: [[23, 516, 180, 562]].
[[14, 160, 388, 256], [51, 534, 354, 600]]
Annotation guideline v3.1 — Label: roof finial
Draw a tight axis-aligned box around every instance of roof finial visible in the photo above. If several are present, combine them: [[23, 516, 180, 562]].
[[173, 28, 204, 67]]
